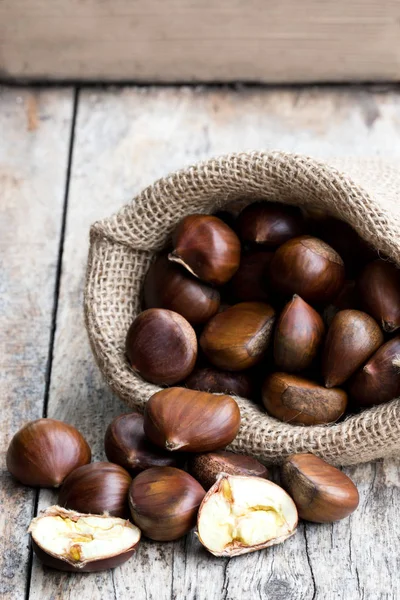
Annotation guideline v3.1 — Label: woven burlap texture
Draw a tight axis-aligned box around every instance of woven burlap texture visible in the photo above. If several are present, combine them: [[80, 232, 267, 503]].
[[85, 151, 400, 466]]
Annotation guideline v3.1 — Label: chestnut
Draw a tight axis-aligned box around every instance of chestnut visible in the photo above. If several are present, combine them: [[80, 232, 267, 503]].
[[262, 372, 347, 425], [228, 250, 273, 302], [280, 454, 359, 522], [144, 387, 241, 452], [322, 309, 383, 388], [184, 366, 254, 398], [274, 295, 325, 372], [358, 259, 400, 332], [129, 466, 205, 541], [200, 302, 276, 371], [349, 336, 400, 407], [104, 412, 179, 474], [236, 201, 304, 248], [188, 450, 268, 490], [197, 474, 298, 556], [125, 308, 197, 385], [6, 418, 91, 487], [143, 254, 220, 325], [269, 236, 345, 304], [213, 210, 237, 230], [29, 506, 140, 572], [169, 214, 241, 285], [58, 462, 132, 518]]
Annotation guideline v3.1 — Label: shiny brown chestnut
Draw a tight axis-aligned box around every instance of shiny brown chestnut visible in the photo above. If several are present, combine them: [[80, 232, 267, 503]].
[[236, 201, 304, 248], [129, 466, 205, 541], [125, 308, 197, 385], [6, 419, 91, 488], [143, 254, 220, 325], [322, 309, 383, 388], [200, 302, 276, 371], [269, 236, 345, 304], [228, 250, 273, 302], [104, 413, 179, 474], [358, 260, 400, 332], [280, 454, 359, 522], [29, 506, 140, 572], [349, 336, 400, 407], [169, 214, 241, 285], [274, 295, 325, 372], [262, 373, 347, 425], [144, 387, 241, 452], [188, 451, 268, 490], [184, 366, 254, 398], [59, 462, 132, 518]]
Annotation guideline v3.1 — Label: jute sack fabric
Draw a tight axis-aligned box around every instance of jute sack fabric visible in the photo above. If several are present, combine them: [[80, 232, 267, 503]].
[[85, 151, 400, 466]]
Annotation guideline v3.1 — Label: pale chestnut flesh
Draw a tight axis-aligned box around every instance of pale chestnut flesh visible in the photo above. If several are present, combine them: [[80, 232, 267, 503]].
[[197, 475, 298, 556], [28, 506, 141, 572]]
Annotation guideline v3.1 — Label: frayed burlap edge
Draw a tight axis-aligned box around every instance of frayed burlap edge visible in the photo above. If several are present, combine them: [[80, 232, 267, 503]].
[[84, 151, 400, 466]]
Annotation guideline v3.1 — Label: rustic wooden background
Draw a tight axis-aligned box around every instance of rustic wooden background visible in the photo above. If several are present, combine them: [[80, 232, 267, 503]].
[[1, 84, 400, 600]]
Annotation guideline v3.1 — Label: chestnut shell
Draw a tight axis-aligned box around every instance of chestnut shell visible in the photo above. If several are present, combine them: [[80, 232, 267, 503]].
[[236, 201, 304, 248], [188, 450, 268, 490]]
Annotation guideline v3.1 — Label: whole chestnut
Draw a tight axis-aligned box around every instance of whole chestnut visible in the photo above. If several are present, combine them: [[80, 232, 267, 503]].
[[125, 308, 197, 385], [358, 259, 400, 332], [143, 254, 220, 325], [262, 373, 347, 425], [188, 450, 268, 490], [184, 366, 254, 398], [280, 454, 359, 522], [236, 201, 304, 248], [129, 466, 205, 541], [228, 250, 273, 302], [274, 295, 325, 372], [104, 412, 179, 474], [349, 336, 400, 407], [29, 506, 141, 572], [269, 236, 345, 304], [144, 387, 241, 452], [200, 302, 276, 371], [6, 418, 91, 487], [169, 214, 241, 285], [59, 462, 132, 518], [322, 309, 383, 388]]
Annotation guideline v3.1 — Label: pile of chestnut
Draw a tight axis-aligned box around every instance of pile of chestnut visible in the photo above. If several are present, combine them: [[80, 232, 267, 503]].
[[126, 202, 400, 423]]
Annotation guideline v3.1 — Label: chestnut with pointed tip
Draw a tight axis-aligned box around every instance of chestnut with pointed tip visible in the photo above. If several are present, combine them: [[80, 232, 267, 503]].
[[6, 419, 91, 488], [358, 260, 400, 332], [184, 366, 254, 398], [280, 454, 359, 522], [144, 387, 241, 452], [188, 451, 268, 490], [169, 214, 241, 285], [129, 466, 205, 541], [274, 295, 325, 372], [29, 506, 140, 572], [228, 250, 273, 302], [143, 254, 220, 325], [349, 336, 400, 407], [236, 202, 304, 248], [58, 462, 132, 519], [269, 236, 345, 304], [200, 302, 276, 371], [104, 413, 179, 474], [125, 308, 197, 385], [322, 309, 383, 388], [262, 372, 347, 425]]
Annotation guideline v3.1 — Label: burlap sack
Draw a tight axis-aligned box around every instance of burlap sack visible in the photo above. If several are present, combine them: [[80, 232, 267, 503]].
[[84, 151, 400, 466]]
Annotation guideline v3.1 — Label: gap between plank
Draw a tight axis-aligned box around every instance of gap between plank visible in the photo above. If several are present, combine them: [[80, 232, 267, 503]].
[[24, 86, 79, 600]]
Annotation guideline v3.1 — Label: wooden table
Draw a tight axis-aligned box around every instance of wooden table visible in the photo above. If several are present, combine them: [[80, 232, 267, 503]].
[[1, 85, 399, 600]]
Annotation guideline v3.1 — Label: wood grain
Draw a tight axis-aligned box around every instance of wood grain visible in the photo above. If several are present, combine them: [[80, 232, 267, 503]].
[[0, 88, 74, 599], [28, 86, 400, 599], [1, 1, 400, 82]]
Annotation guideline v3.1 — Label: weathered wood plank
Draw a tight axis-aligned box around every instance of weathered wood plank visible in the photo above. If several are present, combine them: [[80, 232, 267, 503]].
[[30, 86, 400, 600], [0, 87, 74, 599]]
